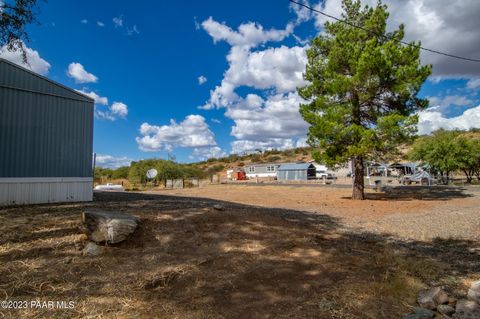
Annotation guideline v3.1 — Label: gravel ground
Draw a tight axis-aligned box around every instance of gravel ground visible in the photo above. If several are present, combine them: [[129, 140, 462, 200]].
[[357, 202, 480, 241], [159, 184, 480, 242]]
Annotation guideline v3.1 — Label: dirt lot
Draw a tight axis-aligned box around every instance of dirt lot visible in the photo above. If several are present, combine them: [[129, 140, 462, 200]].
[[160, 184, 480, 241], [1, 186, 479, 318]]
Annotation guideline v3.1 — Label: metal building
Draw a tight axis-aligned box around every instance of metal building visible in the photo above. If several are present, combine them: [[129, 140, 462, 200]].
[[277, 163, 316, 181], [0, 58, 94, 205]]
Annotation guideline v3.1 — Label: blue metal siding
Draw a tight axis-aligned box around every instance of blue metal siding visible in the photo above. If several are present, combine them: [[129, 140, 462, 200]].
[[0, 59, 94, 178], [277, 163, 316, 181], [277, 170, 308, 180]]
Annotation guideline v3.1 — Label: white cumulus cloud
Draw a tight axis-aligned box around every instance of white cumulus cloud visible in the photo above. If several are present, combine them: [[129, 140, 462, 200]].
[[198, 75, 207, 85], [0, 42, 51, 75], [76, 89, 108, 105], [226, 92, 308, 140], [289, 0, 313, 24], [231, 139, 298, 154], [467, 78, 480, 90], [200, 17, 302, 110], [418, 105, 480, 135], [228, 45, 307, 93], [110, 102, 128, 118], [311, 0, 480, 79], [136, 115, 217, 152], [200, 17, 309, 154], [96, 154, 133, 168], [201, 16, 293, 48], [75, 89, 127, 121], [67, 62, 98, 83], [96, 102, 128, 121], [427, 94, 476, 114], [192, 146, 227, 160], [226, 92, 309, 154]]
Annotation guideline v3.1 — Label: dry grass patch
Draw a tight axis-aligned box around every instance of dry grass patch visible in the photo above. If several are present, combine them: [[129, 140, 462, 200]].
[[0, 192, 475, 318]]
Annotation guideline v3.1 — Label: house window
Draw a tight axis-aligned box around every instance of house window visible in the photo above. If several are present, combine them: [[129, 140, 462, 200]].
[[266, 165, 275, 172], [248, 166, 255, 173]]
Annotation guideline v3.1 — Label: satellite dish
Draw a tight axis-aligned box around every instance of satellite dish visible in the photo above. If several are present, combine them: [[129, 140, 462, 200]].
[[146, 168, 158, 179]]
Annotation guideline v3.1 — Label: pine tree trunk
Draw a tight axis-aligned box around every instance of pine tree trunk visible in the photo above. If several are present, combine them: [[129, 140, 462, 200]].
[[352, 156, 365, 200]]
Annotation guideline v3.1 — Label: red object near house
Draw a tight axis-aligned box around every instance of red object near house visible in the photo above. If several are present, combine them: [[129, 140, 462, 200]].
[[236, 171, 247, 180]]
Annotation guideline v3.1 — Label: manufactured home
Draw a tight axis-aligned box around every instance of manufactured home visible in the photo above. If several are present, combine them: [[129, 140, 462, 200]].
[[0, 58, 94, 205], [244, 163, 281, 179]]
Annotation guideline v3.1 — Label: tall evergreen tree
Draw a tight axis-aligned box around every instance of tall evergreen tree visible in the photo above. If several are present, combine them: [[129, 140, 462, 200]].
[[298, 0, 431, 199]]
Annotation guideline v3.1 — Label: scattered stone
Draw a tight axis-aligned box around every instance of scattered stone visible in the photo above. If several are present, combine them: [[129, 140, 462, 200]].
[[417, 287, 450, 309], [435, 289, 450, 305], [437, 304, 455, 316], [404, 308, 435, 319], [467, 281, 480, 304], [213, 204, 224, 211], [453, 299, 480, 319], [418, 287, 446, 309], [415, 307, 435, 318], [82, 242, 105, 256], [448, 297, 458, 307]]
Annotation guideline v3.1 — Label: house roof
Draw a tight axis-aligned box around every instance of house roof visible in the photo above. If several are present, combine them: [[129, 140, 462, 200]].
[[277, 163, 315, 171], [246, 163, 280, 167], [389, 162, 417, 169]]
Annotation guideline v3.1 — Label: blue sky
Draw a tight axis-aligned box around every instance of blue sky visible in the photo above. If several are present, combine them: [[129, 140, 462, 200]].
[[1, 0, 479, 167]]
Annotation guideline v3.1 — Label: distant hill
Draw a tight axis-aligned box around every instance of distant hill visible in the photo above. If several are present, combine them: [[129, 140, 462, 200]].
[[194, 147, 315, 177]]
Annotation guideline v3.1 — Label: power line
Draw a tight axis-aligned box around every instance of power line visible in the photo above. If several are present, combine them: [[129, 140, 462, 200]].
[[289, 0, 480, 63]]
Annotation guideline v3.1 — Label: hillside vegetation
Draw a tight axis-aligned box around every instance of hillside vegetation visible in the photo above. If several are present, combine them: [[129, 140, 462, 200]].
[[95, 129, 480, 187], [94, 147, 314, 187]]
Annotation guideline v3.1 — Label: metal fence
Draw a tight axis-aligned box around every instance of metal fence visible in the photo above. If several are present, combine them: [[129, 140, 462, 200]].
[[164, 176, 219, 189]]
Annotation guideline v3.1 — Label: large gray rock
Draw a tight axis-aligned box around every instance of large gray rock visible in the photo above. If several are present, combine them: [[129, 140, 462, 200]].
[[453, 299, 480, 319], [467, 281, 480, 304], [418, 287, 448, 309], [81, 209, 138, 244], [82, 242, 105, 256]]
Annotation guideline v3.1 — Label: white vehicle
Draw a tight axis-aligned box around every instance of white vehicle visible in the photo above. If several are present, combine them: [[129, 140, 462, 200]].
[[313, 164, 335, 179], [94, 183, 124, 191], [316, 171, 334, 179]]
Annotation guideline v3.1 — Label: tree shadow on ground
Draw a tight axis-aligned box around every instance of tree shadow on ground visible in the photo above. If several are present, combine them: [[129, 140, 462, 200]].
[[339, 185, 474, 201], [0, 191, 478, 319]]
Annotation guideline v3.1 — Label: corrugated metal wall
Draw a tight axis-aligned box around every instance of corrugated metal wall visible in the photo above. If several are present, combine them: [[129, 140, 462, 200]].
[[0, 59, 94, 178], [277, 170, 308, 181], [0, 178, 93, 205]]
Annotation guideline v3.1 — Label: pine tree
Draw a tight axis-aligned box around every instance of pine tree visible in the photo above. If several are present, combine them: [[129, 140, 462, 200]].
[[298, 0, 431, 199]]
